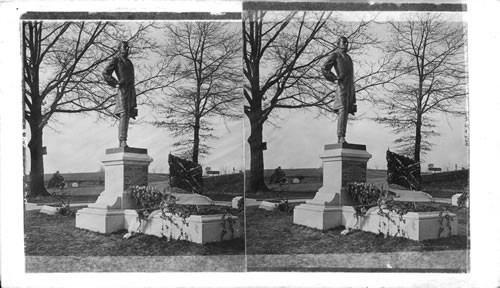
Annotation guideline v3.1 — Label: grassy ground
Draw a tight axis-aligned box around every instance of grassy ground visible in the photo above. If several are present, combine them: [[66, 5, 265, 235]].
[[201, 181, 243, 201], [422, 187, 466, 199], [28, 169, 467, 203], [245, 205, 468, 255], [28, 195, 99, 204], [252, 169, 468, 200], [246, 186, 317, 201], [24, 210, 244, 256], [27, 174, 242, 203], [25, 168, 469, 266]]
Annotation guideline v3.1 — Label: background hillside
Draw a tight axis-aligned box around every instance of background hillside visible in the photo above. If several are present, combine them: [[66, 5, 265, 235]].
[[25, 168, 468, 201]]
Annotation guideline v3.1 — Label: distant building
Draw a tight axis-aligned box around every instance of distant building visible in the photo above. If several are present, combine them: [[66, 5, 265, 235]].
[[427, 163, 442, 173]]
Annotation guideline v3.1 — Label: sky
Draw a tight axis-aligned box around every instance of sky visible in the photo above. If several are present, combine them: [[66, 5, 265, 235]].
[[33, 94, 467, 174], [254, 10, 468, 172], [20, 10, 469, 175], [36, 109, 245, 174], [258, 104, 468, 171]]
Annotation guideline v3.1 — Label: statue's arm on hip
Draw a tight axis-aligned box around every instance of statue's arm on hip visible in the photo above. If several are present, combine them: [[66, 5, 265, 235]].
[[102, 57, 119, 88], [322, 53, 338, 83]]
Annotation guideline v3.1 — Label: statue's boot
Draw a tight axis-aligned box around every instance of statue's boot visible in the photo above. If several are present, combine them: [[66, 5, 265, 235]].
[[119, 140, 128, 147], [338, 136, 347, 144]]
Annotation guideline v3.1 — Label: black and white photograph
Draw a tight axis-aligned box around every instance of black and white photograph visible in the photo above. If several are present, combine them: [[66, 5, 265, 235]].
[[0, 0, 499, 287], [242, 2, 470, 272], [21, 12, 246, 272]]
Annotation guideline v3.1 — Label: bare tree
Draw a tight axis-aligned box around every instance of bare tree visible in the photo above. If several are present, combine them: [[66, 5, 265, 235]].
[[23, 21, 175, 197], [243, 11, 396, 193], [374, 13, 467, 165], [152, 22, 242, 164]]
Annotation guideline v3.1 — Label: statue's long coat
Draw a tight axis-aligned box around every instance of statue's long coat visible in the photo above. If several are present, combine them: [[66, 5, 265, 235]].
[[102, 56, 137, 118], [322, 50, 356, 115]]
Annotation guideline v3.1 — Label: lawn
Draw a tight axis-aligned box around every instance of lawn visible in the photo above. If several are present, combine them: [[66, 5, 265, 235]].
[[246, 184, 318, 201], [28, 169, 468, 204], [27, 175, 243, 204], [246, 168, 468, 201], [421, 187, 467, 199], [245, 205, 469, 255], [25, 169, 468, 259], [24, 210, 244, 256], [28, 194, 99, 204]]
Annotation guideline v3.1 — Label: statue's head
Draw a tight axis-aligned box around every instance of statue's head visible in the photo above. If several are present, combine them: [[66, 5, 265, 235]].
[[118, 41, 130, 58], [337, 36, 348, 52]]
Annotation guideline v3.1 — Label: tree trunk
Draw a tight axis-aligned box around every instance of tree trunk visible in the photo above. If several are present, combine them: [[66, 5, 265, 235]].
[[27, 49, 50, 197], [28, 125, 50, 197], [192, 117, 200, 164], [247, 113, 269, 193], [413, 113, 422, 190], [414, 115, 422, 164]]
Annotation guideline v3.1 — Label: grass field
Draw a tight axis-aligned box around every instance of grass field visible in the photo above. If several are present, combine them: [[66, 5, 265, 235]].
[[31, 172, 169, 184], [28, 172, 243, 203], [24, 168, 469, 270], [28, 168, 468, 205], [249, 168, 467, 199], [24, 210, 244, 256], [245, 204, 469, 255]]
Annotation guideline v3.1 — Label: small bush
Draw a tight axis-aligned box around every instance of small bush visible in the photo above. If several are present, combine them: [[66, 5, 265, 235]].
[[129, 185, 165, 209], [457, 188, 469, 208], [346, 182, 384, 206], [128, 185, 241, 220], [49, 183, 73, 216]]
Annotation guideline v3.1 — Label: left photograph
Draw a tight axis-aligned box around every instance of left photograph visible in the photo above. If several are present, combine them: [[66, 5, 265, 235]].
[[22, 14, 245, 272]]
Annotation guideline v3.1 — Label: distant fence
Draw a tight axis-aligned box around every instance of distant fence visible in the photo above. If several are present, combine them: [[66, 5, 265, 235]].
[[204, 173, 244, 189], [421, 169, 469, 185], [259, 168, 322, 184], [25, 172, 169, 188]]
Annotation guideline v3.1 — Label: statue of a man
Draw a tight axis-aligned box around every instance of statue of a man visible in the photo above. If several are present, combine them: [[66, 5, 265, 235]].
[[102, 41, 137, 148], [322, 36, 356, 144]]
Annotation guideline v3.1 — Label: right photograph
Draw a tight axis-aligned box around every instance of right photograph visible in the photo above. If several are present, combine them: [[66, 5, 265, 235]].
[[242, 2, 469, 272]]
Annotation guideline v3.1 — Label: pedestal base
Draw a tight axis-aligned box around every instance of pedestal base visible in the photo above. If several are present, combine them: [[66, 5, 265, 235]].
[[75, 208, 125, 234], [293, 204, 342, 230], [76, 146, 152, 233], [293, 143, 371, 231], [89, 147, 152, 210], [88, 193, 122, 209]]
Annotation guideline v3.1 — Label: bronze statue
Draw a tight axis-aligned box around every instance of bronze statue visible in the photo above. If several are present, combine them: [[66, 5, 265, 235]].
[[103, 41, 137, 147], [322, 36, 356, 144]]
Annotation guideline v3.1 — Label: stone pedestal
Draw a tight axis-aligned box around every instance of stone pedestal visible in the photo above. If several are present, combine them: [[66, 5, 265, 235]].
[[76, 147, 153, 233], [293, 143, 371, 230]]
